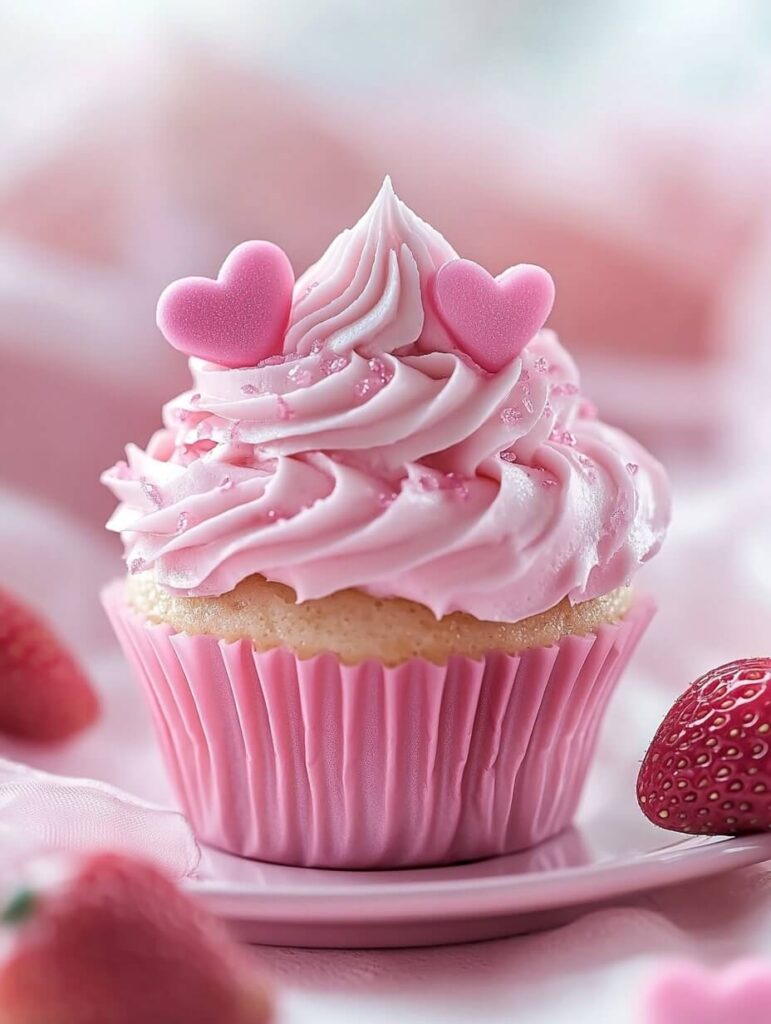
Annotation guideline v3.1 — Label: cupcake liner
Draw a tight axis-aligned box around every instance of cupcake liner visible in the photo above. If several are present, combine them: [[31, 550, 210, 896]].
[[103, 581, 654, 869]]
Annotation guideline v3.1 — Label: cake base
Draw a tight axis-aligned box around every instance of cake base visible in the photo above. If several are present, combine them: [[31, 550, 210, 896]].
[[127, 573, 633, 667]]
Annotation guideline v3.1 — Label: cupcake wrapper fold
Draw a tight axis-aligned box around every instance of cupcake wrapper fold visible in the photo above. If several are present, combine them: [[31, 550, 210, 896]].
[[103, 581, 654, 869]]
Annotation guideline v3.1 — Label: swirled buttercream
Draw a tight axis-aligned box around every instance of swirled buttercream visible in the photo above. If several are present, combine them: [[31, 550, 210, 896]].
[[102, 178, 670, 621]]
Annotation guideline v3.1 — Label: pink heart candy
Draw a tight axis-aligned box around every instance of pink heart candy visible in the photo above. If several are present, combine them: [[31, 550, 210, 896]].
[[645, 961, 771, 1024], [156, 241, 294, 369], [433, 259, 555, 373]]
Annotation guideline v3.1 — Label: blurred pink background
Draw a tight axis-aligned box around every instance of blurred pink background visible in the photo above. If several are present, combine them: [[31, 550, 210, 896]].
[[3, 5, 771, 532]]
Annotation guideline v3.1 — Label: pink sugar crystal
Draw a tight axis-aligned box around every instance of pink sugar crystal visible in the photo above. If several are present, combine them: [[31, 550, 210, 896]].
[[321, 355, 348, 376], [368, 357, 391, 384], [128, 557, 146, 575], [500, 407, 522, 426], [549, 429, 576, 446], [276, 396, 295, 421], [414, 471, 470, 501], [500, 450, 517, 463], [577, 454, 598, 483], [610, 506, 626, 527], [626, 462, 639, 475], [240, 383, 259, 396], [551, 382, 579, 397], [141, 481, 163, 508], [288, 364, 312, 387], [416, 473, 441, 492], [176, 512, 190, 533], [377, 490, 397, 509], [354, 378, 373, 400], [534, 356, 549, 372], [443, 472, 470, 501]]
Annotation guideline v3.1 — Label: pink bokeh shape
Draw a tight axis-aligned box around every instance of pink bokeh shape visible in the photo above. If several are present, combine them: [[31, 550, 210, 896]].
[[645, 960, 771, 1024]]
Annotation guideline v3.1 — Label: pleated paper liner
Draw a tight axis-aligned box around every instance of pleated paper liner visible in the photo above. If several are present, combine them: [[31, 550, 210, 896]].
[[103, 580, 654, 869]]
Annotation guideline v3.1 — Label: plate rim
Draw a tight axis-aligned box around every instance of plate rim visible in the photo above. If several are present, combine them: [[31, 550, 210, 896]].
[[187, 831, 771, 923]]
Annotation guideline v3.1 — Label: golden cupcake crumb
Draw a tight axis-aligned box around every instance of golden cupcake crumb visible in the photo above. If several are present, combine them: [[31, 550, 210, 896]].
[[127, 573, 634, 667]]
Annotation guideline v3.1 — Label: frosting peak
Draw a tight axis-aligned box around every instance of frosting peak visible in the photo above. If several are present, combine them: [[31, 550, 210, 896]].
[[285, 176, 457, 359], [102, 181, 670, 622]]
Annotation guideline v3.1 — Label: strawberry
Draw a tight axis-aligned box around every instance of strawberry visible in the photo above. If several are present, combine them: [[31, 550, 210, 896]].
[[0, 587, 99, 741], [637, 658, 771, 836], [0, 851, 273, 1024]]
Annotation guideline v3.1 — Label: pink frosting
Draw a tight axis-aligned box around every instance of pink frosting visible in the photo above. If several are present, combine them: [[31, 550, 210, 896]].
[[102, 178, 670, 622]]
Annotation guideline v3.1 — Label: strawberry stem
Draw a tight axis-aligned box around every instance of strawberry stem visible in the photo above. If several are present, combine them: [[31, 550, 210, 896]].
[[1, 889, 37, 924]]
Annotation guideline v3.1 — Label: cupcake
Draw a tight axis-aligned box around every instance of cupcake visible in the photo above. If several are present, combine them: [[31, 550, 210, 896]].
[[101, 177, 670, 869]]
